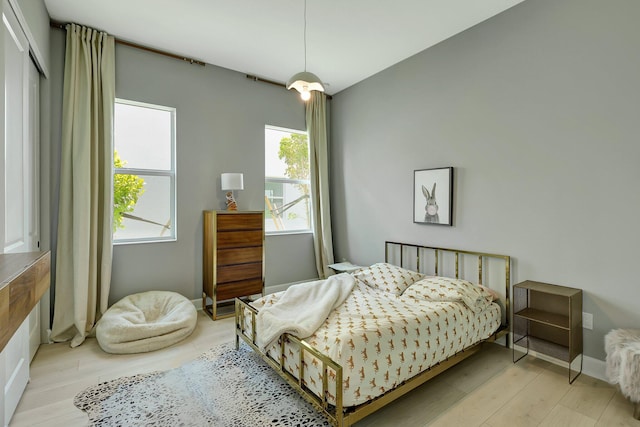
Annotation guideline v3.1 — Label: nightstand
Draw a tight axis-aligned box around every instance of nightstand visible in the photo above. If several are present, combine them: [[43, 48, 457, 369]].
[[512, 280, 583, 383]]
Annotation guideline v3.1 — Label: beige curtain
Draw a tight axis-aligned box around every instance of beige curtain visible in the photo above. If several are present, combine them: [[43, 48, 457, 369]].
[[306, 92, 335, 278], [51, 24, 115, 347]]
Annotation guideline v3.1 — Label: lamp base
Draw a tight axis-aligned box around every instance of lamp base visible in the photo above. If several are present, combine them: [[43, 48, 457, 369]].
[[225, 191, 238, 211]]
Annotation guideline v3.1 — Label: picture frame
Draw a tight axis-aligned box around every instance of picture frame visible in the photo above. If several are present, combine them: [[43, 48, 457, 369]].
[[413, 167, 453, 226]]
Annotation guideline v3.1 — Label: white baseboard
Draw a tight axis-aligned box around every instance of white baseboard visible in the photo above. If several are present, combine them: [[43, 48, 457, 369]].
[[523, 349, 606, 382], [191, 298, 203, 311], [583, 355, 607, 382], [192, 278, 319, 312]]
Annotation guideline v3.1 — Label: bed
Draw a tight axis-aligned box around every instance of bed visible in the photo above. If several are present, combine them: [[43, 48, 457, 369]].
[[235, 241, 511, 426]]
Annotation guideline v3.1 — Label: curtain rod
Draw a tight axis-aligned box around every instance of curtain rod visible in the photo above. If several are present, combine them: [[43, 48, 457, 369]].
[[246, 74, 332, 100], [246, 74, 285, 88], [50, 21, 332, 97], [50, 20, 206, 66]]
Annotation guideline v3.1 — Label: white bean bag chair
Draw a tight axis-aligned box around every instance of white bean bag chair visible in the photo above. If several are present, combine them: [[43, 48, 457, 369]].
[[96, 291, 197, 354]]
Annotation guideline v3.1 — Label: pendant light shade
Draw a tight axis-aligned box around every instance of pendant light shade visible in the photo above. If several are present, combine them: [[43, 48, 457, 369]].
[[288, 0, 324, 101], [286, 71, 325, 101]]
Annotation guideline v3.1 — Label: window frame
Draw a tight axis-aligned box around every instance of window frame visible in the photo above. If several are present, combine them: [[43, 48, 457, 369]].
[[265, 125, 313, 236], [113, 98, 177, 245]]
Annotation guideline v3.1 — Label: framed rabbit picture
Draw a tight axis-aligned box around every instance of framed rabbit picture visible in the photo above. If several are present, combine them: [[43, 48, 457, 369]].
[[413, 167, 453, 226]]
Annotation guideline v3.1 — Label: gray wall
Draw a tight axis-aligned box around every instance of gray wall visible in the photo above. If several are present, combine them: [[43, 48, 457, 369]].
[[49, 29, 318, 306], [330, 0, 640, 361]]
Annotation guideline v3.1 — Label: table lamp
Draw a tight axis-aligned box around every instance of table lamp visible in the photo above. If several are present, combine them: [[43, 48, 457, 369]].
[[221, 173, 244, 211]]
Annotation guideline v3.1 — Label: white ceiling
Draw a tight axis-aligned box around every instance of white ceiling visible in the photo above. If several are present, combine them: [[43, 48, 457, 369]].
[[44, 0, 525, 95]]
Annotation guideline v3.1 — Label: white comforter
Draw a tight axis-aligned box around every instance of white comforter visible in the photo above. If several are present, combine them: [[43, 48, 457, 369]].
[[251, 279, 501, 407], [255, 273, 356, 351]]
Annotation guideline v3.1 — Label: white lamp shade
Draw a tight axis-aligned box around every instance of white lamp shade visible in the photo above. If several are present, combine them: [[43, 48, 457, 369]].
[[286, 71, 325, 94], [221, 173, 244, 191]]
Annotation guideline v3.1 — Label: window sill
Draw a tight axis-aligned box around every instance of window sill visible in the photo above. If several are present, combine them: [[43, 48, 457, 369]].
[[265, 230, 313, 237], [113, 237, 177, 246]]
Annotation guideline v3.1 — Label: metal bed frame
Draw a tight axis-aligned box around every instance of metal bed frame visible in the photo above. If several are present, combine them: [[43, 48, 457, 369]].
[[235, 241, 511, 427]]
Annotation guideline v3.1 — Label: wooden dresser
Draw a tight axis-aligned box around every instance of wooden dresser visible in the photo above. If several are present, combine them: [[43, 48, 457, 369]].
[[203, 211, 264, 319]]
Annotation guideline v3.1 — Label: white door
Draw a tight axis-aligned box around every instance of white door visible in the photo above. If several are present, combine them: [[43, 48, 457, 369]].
[[3, 319, 29, 426], [3, 0, 36, 255]]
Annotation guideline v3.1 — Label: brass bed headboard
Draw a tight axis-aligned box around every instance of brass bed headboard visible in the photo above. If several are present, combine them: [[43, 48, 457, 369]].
[[385, 241, 511, 331]]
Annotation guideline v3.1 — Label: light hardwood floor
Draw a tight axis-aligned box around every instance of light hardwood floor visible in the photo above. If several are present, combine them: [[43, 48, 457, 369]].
[[9, 312, 639, 427]]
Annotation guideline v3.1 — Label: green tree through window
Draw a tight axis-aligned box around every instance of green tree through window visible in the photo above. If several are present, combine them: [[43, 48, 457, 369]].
[[113, 150, 145, 232], [278, 133, 310, 221], [265, 126, 311, 233]]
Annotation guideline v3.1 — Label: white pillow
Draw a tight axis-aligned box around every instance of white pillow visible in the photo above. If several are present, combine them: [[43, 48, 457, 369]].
[[403, 276, 493, 313], [352, 263, 423, 295]]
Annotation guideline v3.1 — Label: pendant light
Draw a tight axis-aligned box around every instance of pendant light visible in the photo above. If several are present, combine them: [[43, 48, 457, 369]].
[[286, 0, 325, 101]]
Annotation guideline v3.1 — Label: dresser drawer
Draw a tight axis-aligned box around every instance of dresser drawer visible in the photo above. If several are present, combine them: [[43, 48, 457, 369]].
[[217, 247, 262, 266], [217, 262, 262, 283], [216, 278, 263, 301], [216, 230, 263, 249], [216, 213, 263, 231]]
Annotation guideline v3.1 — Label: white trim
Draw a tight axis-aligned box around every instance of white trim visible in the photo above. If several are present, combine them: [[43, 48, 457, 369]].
[[6, 0, 49, 77], [583, 355, 607, 382], [266, 229, 314, 237], [113, 237, 177, 246], [264, 124, 312, 235], [524, 349, 606, 382], [265, 124, 306, 135], [112, 99, 177, 245]]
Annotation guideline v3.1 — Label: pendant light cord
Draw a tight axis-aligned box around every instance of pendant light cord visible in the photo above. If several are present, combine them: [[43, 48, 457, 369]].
[[303, 0, 307, 71]]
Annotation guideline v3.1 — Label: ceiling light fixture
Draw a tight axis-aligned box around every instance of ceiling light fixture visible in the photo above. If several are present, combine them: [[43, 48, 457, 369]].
[[286, 0, 325, 101]]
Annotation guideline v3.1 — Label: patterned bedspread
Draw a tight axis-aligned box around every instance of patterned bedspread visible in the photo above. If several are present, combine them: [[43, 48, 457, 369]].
[[250, 276, 501, 407]]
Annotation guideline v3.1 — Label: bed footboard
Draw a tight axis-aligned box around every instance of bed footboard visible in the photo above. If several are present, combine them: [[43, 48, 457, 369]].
[[234, 298, 500, 427], [235, 298, 345, 426]]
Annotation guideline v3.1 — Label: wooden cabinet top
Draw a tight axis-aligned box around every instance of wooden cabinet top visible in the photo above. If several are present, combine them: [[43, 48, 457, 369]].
[[0, 252, 50, 291], [0, 251, 50, 352], [204, 210, 264, 214]]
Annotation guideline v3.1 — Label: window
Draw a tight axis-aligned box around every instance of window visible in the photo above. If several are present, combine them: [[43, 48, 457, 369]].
[[265, 126, 311, 234], [113, 99, 176, 244]]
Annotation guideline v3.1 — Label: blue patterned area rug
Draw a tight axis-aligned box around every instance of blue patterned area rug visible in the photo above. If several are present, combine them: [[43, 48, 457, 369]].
[[74, 342, 330, 426]]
